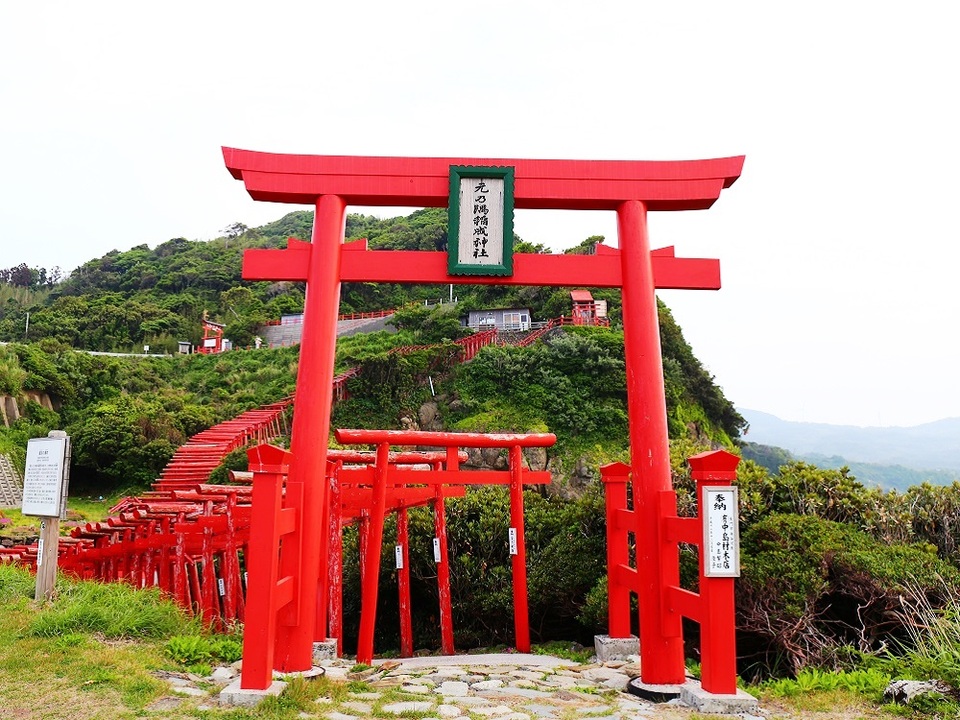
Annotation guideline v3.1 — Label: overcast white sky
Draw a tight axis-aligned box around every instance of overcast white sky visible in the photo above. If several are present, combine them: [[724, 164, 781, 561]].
[[2, 1, 957, 428]]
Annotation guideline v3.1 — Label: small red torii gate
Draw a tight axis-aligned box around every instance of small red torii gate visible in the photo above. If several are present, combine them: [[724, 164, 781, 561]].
[[225, 148, 743, 686], [333, 428, 555, 666]]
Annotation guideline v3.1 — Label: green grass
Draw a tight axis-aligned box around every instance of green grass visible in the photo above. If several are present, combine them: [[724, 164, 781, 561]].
[[532, 640, 593, 664], [28, 576, 200, 639]]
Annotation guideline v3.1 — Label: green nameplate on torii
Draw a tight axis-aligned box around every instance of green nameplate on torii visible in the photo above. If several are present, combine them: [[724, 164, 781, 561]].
[[447, 165, 515, 276]]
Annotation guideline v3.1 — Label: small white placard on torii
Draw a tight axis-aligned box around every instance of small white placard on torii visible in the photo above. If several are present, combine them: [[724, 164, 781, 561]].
[[218, 578, 226, 596], [703, 486, 741, 577], [508, 527, 518, 556], [21, 437, 68, 517], [395, 545, 404, 569], [433, 538, 441, 563]]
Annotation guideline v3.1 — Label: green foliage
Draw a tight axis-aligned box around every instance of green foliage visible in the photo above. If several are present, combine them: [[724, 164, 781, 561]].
[[29, 579, 198, 639], [333, 344, 458, 430], [0, 225, 295, 350], [389, 304, 470, 344], [452, 330, 629, 454], [334, 329, 417, 372], [0, 345, 28, 395], [759, 667, 891, 700], [68, 393, 200, 488], [738, 513, 960, 676], [208, 447, 250, 484], [741, 442, 795, 475], [0, 342, 298, 492], [164, 634, 243, 666], [532, 641, 593, 664]]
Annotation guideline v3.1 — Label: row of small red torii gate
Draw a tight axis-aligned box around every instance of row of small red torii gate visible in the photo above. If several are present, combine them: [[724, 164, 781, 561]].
[[224, 147, 746, 695]]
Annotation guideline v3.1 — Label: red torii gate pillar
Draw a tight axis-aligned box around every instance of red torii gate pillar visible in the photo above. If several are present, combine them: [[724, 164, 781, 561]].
[[272, 196, 345, 671], [226, 148, 743, 684], [618, 200, 684, 674]]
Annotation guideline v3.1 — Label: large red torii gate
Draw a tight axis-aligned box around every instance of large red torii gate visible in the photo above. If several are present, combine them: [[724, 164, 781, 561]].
[[225, 147, 743, 685]]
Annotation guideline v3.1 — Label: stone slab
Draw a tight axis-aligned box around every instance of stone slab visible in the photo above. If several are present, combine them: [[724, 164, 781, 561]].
[[679, 680, 759, 714], [626, 677, 684, 703], [375, 654, 568, 671], [593, 634, 639, 662], [219, 678, 287, 707], [276, 666, 325, 681]]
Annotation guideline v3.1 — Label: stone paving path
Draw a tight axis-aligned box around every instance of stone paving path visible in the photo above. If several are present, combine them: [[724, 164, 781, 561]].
[[161, 653, 761, 718], [332, 654, 656, 720], [156, 653, 762, 720]]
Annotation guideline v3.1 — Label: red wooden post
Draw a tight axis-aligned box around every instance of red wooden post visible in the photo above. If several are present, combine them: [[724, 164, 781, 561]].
[[435, 455, 455, 655], [241, 444, 293, 691], [221, 494, 240, 624], [188, 561, 202, 618], [273, 194, 346, 671], [157, 515, 172, 594], [509, 445, 530, 653], [690, 450, 740, 695], [356, 441, 391, 666], [173, 513, 188, 608], [200, 506, 219, 627], [601, 462, 632, 638], [328, 461, 344, 656], [618, 199, 685, 684], [359, 510, 369, 589], [397, 508, 413, 657], [658, 489, 685, 641]]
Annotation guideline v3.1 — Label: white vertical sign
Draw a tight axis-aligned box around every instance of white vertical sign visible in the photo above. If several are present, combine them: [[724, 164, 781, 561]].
[[36, 530, 45, 567], [508, 527, 518, 556], [21, 437, 68, 517], [459, 177, 505, 266], [395, 545, 404, 569], [433, 538, 441, 563], [703, 486, 740, 577]]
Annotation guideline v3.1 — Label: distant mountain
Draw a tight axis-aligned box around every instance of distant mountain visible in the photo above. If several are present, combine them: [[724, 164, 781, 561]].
[[740, 409, 960, 474], [741, 442, 960, 491]]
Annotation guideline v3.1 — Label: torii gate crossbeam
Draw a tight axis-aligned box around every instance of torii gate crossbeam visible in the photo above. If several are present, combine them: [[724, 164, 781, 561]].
[[225, 147, 743, 685]]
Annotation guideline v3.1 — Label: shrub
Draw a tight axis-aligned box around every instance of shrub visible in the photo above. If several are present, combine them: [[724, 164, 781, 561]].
[[737, 514, 960, 678]]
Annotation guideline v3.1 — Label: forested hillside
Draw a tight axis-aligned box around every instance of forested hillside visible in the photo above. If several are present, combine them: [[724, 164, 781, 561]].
[[0, 209, 620, 352]]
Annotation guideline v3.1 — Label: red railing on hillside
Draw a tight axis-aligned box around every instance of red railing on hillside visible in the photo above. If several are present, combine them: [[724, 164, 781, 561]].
[[262, 309, 396, 327]]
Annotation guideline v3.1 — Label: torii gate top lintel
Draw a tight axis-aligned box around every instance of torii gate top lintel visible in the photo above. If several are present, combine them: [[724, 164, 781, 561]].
[[222, 147, 744, 211]]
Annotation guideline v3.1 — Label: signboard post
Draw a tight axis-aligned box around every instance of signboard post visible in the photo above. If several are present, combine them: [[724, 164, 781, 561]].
[[21, 431, 71, 601]]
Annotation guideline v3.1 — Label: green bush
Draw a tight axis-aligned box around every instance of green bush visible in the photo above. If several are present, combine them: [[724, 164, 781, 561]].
[[738, 514, 960, 677]]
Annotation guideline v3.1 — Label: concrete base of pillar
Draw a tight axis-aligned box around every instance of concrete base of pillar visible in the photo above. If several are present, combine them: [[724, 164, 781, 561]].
[[680, 680, 758, 714], [628, 676, 758, 713], [218, 678, 287, 707], [312, 639, 338, 663], [626, 677, 684, 703], [593, 634, 639, 662]]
